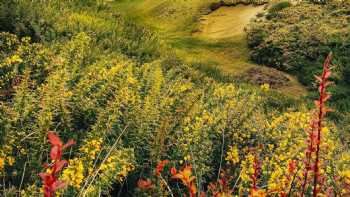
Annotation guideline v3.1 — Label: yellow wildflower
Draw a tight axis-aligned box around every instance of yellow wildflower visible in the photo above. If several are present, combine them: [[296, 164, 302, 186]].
[[184, 155, 191, 161], [80, 138, 102, 160], [260, 83, 270, 92], [0, 157, 4, 171], [7, 156, 15, 166], [225, 146, 240, 164], [6, 54, 23, 64], [339, 170, 350, 184], [62, 158, 84, 189]]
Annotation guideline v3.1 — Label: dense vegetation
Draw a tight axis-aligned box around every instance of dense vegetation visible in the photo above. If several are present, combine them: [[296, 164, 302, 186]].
[[0, 0, 349, 196], [247, 1, 350, 116]]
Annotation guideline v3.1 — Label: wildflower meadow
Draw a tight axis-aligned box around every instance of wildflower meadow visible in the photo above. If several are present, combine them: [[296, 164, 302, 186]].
[[1, 0, 350, 196]]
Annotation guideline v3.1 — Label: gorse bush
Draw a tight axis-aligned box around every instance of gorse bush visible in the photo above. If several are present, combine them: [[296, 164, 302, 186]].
[[1, 31, 349, 196], [266, 1, 291, 19], [1, 0, 161, 63], [268, 1, 291, 13], [134, 54, 348, 196], [0, 0, 64, 42], [0, 32, 51, 99], [0, 0, 40, 40], [0, 0, 349, 196]]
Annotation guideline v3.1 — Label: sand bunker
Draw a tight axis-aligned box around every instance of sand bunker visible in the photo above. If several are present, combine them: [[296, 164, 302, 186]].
[[196, 5, 265, 39]]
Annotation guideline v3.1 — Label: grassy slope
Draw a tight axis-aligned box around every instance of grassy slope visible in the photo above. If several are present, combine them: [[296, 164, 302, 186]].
[[112, 0, 307, 97]]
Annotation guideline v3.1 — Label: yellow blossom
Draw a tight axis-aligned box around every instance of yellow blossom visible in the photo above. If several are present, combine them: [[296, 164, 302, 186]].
[[62, 158, 84, 189], [225, 146, 240, 164], [260, 83, 270, 92], [80, 138, 102, 160], [184, 155, 191, 161], [7, 156, 15, 166], [7, 54, 23, 64], [339, 170, 350, 184]]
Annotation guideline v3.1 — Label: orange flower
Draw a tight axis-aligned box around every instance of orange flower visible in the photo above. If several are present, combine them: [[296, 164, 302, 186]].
[[188, 182, 197, 196], [172, 165, 195, 185], [172, 165, 197, 197], [155, 160, 169, 176], [137, 179, 153, 190], [250, 189, 267, 197]]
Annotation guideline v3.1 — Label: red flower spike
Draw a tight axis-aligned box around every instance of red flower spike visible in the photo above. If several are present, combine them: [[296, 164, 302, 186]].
[[47, 132, 63, 147], [52, 160, 68, 174], [63, 139, 76, 149], [48, 132, 75, 161], [288, 160, 297, 173], [324, 70, 331, 79], [50, 145, 62, 161], [52, 180, 67, 191], [39, 173, 54, 185], [301, 52, 333, 197], [40, 132, 74, 197]]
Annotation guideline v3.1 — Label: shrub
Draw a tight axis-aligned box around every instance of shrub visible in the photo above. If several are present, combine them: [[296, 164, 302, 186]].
[[268, 1, 292, 13], [0, 0, 58, 42], [0, 32, 51, 97], [246, 1, 350, 114], [1, 1, 349, 196]]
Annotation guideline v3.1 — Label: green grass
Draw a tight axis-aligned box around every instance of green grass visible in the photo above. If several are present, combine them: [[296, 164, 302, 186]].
[[110, 0, 307, 97]]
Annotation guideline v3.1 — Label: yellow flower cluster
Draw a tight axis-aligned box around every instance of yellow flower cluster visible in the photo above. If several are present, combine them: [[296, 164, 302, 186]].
[[6, 55, 23, 65], [260, 83, 270, 92], [79, 138, 102, 160], [267, 165, 288, 191], [62, 158, 85, 189], [99, 152, 135, 182], [339, 170, 350, 184], [117, 163, 135, 182], [225, 146, 240, 165], [0, 54, 24, 88], [100, 155, 118, 172], [184, 155, 191, 161], [0, 145, 15, 172], [7, 156, 15, 166], [240, 152, 255, 183]]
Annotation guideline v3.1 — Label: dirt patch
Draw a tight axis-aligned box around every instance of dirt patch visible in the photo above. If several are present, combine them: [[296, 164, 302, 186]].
[[195, 5, 265, 39], [241, 67, 290, 88]]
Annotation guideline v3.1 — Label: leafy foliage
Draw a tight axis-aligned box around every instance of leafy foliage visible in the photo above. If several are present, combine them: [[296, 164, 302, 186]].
[[246, 1, 350, 115], [0, 0, 349, 196]]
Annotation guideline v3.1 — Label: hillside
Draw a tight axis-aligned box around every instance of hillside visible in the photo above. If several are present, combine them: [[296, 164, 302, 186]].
[[113, 0, 307, 97], [0, 0, 349, 197]]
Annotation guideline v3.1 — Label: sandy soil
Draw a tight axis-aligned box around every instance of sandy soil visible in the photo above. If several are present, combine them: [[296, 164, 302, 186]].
[[195, 5, 265, 39]]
